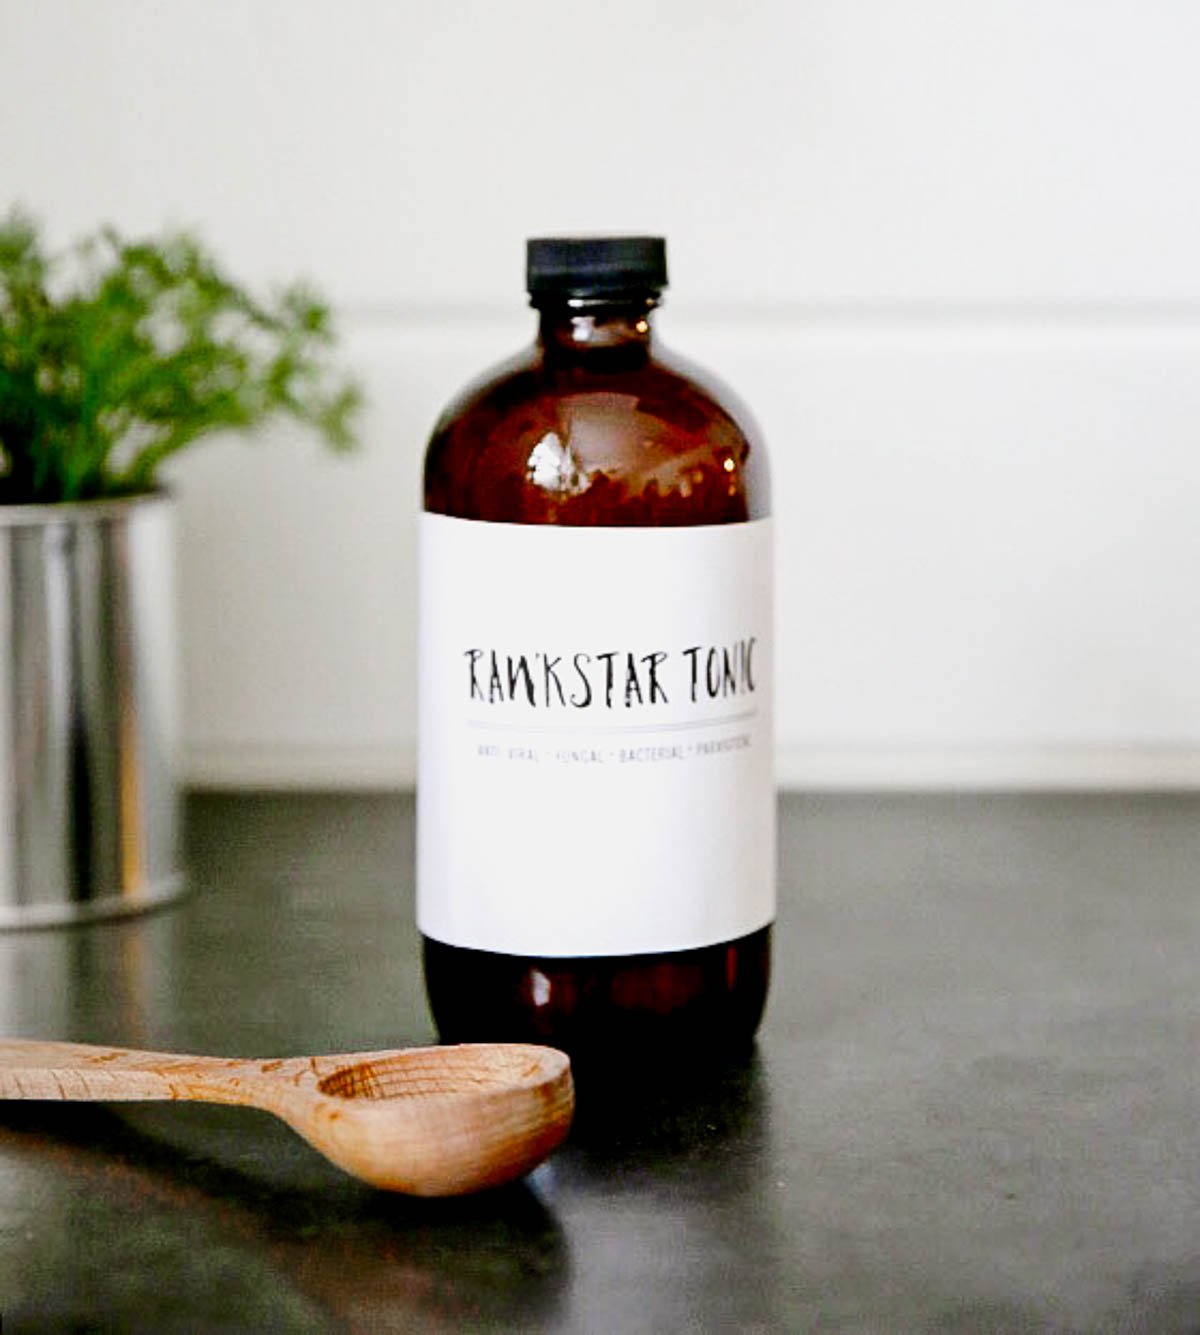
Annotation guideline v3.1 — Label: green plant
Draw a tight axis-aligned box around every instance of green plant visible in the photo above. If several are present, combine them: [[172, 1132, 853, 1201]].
[[0, 210, 361, 503]]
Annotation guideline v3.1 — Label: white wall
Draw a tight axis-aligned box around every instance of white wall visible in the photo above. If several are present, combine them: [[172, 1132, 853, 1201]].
[[3, 1, 1199, 789]]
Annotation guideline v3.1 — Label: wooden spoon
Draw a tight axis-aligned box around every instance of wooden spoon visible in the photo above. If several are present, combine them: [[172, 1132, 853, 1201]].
[[0, 1038, 573, 1196]]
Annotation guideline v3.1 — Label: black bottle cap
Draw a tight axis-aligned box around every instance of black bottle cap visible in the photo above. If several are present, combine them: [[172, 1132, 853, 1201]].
[[526, 236, 668, 299]]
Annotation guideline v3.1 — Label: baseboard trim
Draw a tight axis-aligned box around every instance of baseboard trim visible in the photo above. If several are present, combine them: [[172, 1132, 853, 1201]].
[[183, 744, 417, 790], [774, 745, 1200, 791], [182, 742, 1200, 792]]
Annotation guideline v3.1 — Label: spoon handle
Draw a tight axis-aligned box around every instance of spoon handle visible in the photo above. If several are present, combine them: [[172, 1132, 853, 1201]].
[[0, 1038, 283, 1104]]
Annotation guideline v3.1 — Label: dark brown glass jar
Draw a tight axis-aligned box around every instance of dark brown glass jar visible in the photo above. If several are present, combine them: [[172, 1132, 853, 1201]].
[[418, 237, 773, 1066]]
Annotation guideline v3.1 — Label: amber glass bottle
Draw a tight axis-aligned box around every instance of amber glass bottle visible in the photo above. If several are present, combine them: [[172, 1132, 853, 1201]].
[[418, 237, 773, 1065]]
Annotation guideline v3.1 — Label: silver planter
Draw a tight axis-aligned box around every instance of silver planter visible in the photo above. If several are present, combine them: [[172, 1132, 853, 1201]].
[[0, 493, 182, 927]]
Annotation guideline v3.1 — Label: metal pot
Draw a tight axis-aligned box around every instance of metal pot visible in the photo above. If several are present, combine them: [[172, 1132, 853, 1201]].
[[0, 493, 182, 927]]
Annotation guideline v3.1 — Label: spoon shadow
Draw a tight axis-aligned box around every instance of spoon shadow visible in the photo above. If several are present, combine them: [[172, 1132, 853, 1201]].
[[0, 1098, 571, 1329]]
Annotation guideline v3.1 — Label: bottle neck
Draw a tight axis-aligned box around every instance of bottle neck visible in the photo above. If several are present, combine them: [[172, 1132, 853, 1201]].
[[534, 296, 658, 366]]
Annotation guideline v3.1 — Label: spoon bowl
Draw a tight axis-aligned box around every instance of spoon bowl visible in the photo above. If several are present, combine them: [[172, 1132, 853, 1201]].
[[0, 1038, 574, 1196]]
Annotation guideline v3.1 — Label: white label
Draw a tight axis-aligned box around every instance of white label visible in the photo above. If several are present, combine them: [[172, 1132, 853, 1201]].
[[417, 513, 775, 957]]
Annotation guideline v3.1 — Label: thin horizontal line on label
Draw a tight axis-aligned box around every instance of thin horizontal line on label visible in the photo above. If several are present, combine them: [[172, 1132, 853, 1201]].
[[466, 709, 758, 737]]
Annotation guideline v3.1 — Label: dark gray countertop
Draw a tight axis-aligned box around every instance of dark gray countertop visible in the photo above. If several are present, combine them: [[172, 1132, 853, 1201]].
[[1, 793, 1198, 1333]]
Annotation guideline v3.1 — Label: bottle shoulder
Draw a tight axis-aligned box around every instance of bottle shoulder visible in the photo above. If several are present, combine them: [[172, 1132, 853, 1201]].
[[649, 344, 767, 453], [423, 342, 770, 525], [425, 346, 542, 440]]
